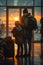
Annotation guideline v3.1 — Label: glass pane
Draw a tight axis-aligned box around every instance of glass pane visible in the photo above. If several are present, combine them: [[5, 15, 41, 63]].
[[0, 0, 6, 6], [42, 7, 43, 17], [42, 0, 43, 6], [7, 0, 33, 6], [34, 0, 41, 6], [34, 7, 41, 22], [0, 7, 6, 38], [8, 9, 20, 37], [34, 7, 41, 41]]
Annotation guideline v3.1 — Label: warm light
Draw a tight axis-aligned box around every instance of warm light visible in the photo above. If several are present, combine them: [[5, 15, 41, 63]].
[[11, 36, 15, 40], [34, 13, 41, 22], [14, 17, 19, 21], [14, 44, 18, 56], [35, 15, 41, 22]]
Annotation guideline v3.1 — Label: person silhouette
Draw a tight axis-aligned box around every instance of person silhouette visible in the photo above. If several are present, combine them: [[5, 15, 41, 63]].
[[40, 17, 43, 63], [40, 17, 43, 43], [21, 8, 38, 56], [11, 21, 23, 57]]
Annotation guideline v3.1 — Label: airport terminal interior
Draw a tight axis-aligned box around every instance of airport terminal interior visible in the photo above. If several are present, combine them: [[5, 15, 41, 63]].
[[0, 0, 43, 65]]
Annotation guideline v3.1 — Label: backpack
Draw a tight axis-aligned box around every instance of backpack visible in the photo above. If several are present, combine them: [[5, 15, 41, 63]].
[[21, 14, 37, 32], [28, 16, 37, 31]]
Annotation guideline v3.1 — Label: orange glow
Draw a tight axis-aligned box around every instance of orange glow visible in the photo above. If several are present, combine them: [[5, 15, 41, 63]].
[[11, 36, 15, 41], [0, 17, 6, 22], [14, 44, 18, 56], [9, 16, 14, 22], [14, 43, 41, 56], [35, 14, 41, 22], [0, 13, 41, 22], [14, 17, 19, 21]]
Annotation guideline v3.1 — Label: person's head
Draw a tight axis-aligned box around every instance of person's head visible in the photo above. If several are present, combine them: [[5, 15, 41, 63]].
[[15, 21, 20, 27], [23, 8, 28, 15]]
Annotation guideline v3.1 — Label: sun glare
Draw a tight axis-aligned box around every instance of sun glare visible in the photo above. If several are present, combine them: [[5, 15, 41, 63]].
[[14, 17, 19, 21]]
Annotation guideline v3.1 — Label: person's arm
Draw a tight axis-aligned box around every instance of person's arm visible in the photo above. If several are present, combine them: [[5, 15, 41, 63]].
[[11, 27, 16, 37]]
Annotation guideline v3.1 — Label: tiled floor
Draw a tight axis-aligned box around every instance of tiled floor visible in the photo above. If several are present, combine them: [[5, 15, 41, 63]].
[[1, 43, 43, 65], [0, 53, 43, 65]]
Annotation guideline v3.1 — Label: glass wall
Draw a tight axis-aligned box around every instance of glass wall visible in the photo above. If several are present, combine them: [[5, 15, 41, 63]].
[[7, 0, 33, 6], [0, 0, 42, 38], [8, 9, 20, 36], [42, 0, 43, 6], [34, 0, 41, 6], [42, 7, 43, 17], [34, 7, 41, 22], [0, 0, 42, 65], [34, 7, 41, 41], [0, 0, 6, 6], [0, 7, 6, 38]]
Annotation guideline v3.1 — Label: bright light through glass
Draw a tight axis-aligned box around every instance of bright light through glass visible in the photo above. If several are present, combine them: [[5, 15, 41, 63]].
[[14, 17, 19, 21]]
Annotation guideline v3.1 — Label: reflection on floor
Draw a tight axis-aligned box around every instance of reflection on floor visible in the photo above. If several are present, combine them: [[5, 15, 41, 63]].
[[0, 43, 43, 65], [0, 55, 43, 65]]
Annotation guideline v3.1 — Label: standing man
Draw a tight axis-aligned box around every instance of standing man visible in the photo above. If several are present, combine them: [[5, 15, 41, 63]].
[[21, 8, 38, 56]]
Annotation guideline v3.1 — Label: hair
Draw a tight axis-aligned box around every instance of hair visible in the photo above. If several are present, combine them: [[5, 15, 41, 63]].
[[23, 8, 28, 14], [15, 21, 19, 26]]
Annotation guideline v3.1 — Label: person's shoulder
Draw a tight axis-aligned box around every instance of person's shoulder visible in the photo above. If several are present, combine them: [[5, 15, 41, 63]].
[[11, 27, 16, 32], [30, 16, 36, 21]]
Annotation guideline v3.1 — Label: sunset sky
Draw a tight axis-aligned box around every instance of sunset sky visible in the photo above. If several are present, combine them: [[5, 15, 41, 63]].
[[0, 0, 43, 22], [0, 7, 41, 23]]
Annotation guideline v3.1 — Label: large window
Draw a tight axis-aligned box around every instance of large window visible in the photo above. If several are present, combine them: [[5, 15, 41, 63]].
[[42, 0, 43, 6], [8, 9, 20, 36], [0, 7, 6, 38], [34, 7, 41, 22], [0, 0, 42, 65], [0, 0, 42, 40], [0, 0, 6, 6], [34, 0, 41, 6], [7, 0, 33, 6], [33, 7, 41, 41], [42, 7, 43, 17]]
